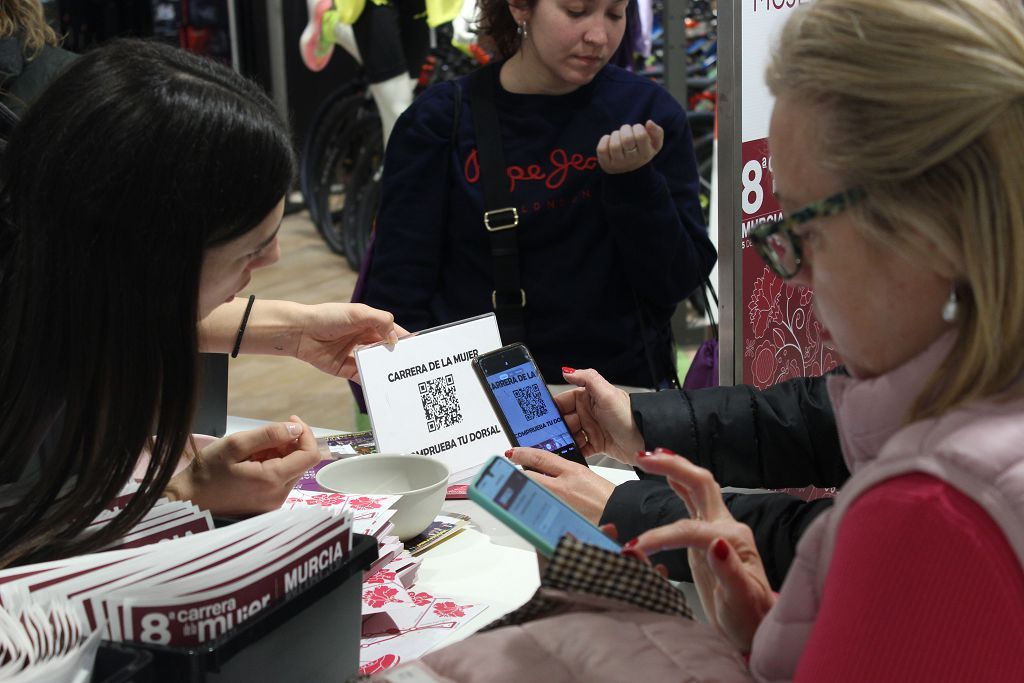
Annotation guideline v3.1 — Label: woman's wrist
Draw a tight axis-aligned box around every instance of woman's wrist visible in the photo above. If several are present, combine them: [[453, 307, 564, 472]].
[[164, 469, 193, 503], [199, 298, 308, 359]]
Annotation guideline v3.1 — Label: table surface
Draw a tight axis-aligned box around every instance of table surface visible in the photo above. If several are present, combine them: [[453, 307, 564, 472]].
[[225, 417, 704, 653]]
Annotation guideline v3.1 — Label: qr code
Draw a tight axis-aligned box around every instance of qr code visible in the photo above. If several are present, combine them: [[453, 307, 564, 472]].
[[513, 384, 548, 421], [419, 374, 463, 433]]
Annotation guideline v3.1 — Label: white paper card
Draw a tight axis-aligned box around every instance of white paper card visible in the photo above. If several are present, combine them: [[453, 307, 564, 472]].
[[355, 314, 510, 481]]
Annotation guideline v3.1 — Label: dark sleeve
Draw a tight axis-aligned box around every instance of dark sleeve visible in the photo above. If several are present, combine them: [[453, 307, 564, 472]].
[[600, 482, 833, 590], [601, 99, 716, 310], [362, 83, 455, 332], [630, 373, 848, 489]]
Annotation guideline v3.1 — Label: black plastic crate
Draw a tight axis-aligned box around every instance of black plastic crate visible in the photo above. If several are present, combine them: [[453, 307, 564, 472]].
[[95, 533, 377, 682]]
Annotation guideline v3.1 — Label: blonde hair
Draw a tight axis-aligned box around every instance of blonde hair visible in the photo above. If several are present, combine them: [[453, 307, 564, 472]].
[[1, 0, 59, 58], [766, 0, 1024, 421]]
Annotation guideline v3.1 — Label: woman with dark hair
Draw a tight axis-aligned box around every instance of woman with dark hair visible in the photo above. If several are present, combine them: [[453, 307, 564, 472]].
[[0, 39, 397, 568], [363, 0, 714, 389]]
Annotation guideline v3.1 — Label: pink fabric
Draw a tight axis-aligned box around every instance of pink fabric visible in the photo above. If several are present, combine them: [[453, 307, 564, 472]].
[[795, 473, 1024, 681]]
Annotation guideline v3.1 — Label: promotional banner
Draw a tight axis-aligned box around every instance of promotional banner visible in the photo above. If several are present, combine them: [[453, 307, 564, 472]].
[[355, 314, 509, 481], [739, 0, 839, 389]]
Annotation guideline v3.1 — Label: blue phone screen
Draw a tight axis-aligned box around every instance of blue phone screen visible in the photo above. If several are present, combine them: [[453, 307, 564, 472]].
[[473, 456, 620, 553], [483, 360, 577, 458]]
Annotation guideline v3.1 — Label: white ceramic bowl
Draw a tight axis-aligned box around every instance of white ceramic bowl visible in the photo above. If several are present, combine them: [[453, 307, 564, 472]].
[[315, 454, 450, 540]]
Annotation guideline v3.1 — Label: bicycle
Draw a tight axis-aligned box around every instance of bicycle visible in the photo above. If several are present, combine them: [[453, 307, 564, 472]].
[[300, 25, 482, 270]]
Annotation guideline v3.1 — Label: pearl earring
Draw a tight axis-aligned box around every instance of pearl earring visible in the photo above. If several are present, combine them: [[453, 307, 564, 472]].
[[941, 286, 958, 323]]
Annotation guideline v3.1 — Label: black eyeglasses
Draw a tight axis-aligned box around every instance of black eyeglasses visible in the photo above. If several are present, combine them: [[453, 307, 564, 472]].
[[749, 187, 866, 279]]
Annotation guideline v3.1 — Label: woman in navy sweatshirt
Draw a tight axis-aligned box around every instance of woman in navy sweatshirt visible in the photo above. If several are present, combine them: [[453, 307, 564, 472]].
[[363, 0, 715, 388]]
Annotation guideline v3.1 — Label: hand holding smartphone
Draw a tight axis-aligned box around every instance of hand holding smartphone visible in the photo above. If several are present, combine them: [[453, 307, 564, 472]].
[[472, 343, 587, 467], [469, 455, 620, 557]]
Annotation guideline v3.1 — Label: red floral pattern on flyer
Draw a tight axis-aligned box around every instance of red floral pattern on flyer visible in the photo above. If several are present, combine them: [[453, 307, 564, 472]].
[[432, 601, 471, 618], [409, 591, 434, 607], [359, 654, 400, 675], [365, 570, 397, 585], [363, 585, 405, 609], [347, 496, 383, 510]]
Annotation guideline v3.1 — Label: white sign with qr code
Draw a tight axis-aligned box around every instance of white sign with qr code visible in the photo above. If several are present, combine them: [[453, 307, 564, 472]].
[[355, 314, 510, 482]]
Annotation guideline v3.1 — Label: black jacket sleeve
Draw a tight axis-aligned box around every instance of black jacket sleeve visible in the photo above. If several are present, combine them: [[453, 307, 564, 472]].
[[600, 483, 833, 590], [630, 373, 848, 489]]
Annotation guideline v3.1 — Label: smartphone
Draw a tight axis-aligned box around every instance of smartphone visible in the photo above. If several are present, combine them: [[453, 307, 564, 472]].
[[472, 343, 587, 467], [469, 455, 621, 557]]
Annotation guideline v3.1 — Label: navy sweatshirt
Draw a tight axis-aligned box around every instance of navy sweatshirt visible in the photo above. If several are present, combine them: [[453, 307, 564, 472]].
[[364, 63, 715, 387]]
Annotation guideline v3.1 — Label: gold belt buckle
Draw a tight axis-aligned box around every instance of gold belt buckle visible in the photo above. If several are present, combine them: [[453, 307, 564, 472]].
[[492, 289, 527, 308], [484, 207, 519, 232]]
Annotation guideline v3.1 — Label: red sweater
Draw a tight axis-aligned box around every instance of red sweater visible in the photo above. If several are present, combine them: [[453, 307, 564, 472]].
[[795, 473, 1024, 681]]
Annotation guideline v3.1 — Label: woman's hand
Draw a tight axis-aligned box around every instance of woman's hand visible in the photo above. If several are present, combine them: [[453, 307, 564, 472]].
[[199, 299, 404, 380], [294, 303, 404, 380], [625, 449, 776, 653], [165, 416, 320, 515], [596, 120, 665, 175], [554, 368, 644, 465], [506, 447, 615, 524]]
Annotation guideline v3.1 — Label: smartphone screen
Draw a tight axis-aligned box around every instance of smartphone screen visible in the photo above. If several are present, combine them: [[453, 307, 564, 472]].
[[475, 344, 584, 465], [472, 456, 620, 554]]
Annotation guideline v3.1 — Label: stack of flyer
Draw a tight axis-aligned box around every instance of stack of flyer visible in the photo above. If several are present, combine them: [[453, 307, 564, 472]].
[[90, 483, 215, 550], [0, 507, 353, 648], [0, 598, 101, 683]]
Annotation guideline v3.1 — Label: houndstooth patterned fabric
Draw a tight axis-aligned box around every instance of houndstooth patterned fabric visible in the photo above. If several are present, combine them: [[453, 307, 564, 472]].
[[481, 535, 692, 631]]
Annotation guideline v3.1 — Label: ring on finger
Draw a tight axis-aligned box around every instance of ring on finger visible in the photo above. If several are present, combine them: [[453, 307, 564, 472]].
[[579, 429, 590, 446]]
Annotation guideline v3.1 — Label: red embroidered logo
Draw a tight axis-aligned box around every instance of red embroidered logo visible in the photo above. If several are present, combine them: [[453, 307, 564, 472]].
[[464, 148, 598, 192]]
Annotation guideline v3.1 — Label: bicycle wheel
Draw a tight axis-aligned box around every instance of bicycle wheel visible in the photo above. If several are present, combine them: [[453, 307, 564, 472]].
[[311, 97, 379, 256], [300, 81, 367, 226], [342, 123, 383, 270]]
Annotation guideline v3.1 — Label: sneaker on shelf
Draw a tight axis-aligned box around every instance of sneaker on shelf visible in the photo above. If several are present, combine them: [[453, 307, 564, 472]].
[[300, 0, 336, 72]]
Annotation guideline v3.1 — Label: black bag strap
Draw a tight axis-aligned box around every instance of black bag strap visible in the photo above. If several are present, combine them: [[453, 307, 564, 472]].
[[466, 66, 525, 343], [700, 278, 719, 340]]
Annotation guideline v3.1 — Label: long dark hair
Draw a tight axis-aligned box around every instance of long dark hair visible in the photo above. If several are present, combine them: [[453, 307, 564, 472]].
[[0, 39, 295, 566]]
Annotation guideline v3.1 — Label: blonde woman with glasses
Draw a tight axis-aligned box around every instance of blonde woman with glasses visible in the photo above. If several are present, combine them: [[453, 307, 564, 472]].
[[631, 0, 1024, 678]]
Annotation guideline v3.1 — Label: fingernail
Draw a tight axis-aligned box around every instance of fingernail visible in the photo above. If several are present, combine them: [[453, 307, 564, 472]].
[[653, 447, 677, 455], [622, 548, 645, 561], [622, 538, 638, 550], [562, 366, 576, 374], [504, 448, 514, 459], [636, 450, 652, 459], [713, 538, 730, 561], [286, 423, 302, 436]]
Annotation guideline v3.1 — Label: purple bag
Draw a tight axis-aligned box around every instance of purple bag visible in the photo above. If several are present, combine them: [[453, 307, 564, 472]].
[[681, 280, 719, 390], [682, 338, 719, 390]]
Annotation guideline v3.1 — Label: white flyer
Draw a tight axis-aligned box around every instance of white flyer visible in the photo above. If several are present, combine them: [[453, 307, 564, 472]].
[[355, 314, 510, 482]]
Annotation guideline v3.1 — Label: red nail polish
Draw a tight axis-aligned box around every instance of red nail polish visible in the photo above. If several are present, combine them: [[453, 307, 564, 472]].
[[562, 366, 576, 374], [713, 538, 729, 561], [622, 547, 645, 561], [636, 450, 652, 459], [653, 447, 677, 456], [622, 538, 638, 550], [504, 449, 514, 458]]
